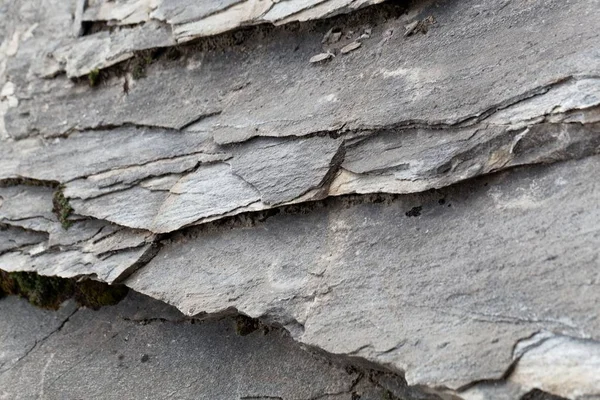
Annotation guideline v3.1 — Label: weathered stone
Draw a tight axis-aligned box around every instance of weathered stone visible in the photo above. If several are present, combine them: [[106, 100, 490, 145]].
[[5, 0, 599, 143], [2, 0, 600, 397], [0, 225, 47, 254], [70, 162, 262, 232], [0, 185, 57, 233], [0, 292, 397, 400], [230, 136, 343, 205], [0, 296, 78, 374], [51, 20, 175, 78], [126, 155, 600, 390], [0, 128, 226, 181], [509, 335, 600, 399]]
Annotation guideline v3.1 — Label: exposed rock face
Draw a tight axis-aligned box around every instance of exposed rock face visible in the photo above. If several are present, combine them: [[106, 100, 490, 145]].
[[0, 293, 401, 400], [1, 0, 599, 398]]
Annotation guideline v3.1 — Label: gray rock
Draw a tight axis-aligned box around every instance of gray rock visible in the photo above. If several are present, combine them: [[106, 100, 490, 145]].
[[151, 0, 243, 26], [230, 136, 343, 205], [126, 155, 600, 390], [1, 128, 226, 182], [51, 20, 176, 78], [0, 292, 397, 400], [5, 0, 599, 143], [332, 121, 600, 195], [71, 162, 262, 233], [0, 224, 47, 254], [0, 297, 77, 375], [83, 0, 154, 26], [0, 184, 156, 282], [2, 0, 600, 397], [0, 185, 57, 233]]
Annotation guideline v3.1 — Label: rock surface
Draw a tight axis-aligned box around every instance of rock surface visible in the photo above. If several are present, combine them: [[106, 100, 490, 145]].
[[1, 0, 599, 398], [126, 155, 600, 392], [0, 293, 400, 400]]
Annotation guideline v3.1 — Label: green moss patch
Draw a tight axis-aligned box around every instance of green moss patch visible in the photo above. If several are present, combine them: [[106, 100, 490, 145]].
[[0, 270, 128, 310], [52, 186, 73, 230], [88, 68, 101, 87]]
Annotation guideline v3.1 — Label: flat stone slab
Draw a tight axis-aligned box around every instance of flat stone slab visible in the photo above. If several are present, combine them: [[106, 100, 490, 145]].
[[126, 155, 600, 393], [0, 292, 405, 400], [1, 0, 600, 398]]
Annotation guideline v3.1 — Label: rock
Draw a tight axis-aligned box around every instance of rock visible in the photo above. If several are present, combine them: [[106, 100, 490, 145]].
[[310, 52, 334, 63], [340, 41, 361, 54], [2, 0, 600, 397], [404, 21, 419, 36], [229, 136, 343, 205], [126, 155, 600, 391], [0, 297, 78, 375], [0, 292, 404, 400]]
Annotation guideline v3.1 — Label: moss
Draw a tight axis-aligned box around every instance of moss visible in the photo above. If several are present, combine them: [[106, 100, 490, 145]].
[[234, 315, 260, 336], [75, 279, 129, 310], [131, 63, 146, 80], [52, 186, 73, 230], [0, 269, 128, 310], [88, 68, 100, 87], [381, 391, 396, 400], [0, 178, 57, 188], [0, 270, 74, 309]]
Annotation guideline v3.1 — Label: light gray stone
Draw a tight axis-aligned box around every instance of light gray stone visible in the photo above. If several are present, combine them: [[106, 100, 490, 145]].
[[126, 155, 600, 390], [0, 183, 156, 283], [0, 225, 47, 254], [51, 20, 175, 78], [2, 0, 600, 397], [0, 185, 57, 233], [5, 0, 599, 143], [83, 0, 154, 26], [151, 0, 244, 26], [509, 335, 600, 399], [230, 136, 343, 205], [0, 297, 77, 375], [332, 121, 600, 195], [71, 162, 262, 232], [0, 292, 397, 400], [1, 128, 226, 182]]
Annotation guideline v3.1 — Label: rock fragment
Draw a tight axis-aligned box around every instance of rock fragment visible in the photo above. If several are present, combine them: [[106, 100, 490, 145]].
[[340, 41, 362, 54], [309, 51, 334, 63]]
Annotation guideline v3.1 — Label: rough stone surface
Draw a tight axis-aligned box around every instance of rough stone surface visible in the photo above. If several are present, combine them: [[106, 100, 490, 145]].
[[0, 296, 78, 375], [1, 0, 599, 233], [0, 292, 403, 400], [1, 0, 599, 398], [126, 155, 600, 393]]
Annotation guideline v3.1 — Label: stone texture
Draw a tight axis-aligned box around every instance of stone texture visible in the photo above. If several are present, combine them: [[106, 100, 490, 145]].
[[0, 292, 399, 400], [1, 0, 599, 398], [126, 155, 600, 392], [0, 296, 78, 375], [1, 0, 599, 234], [0, 183, 156, 282], [230, 136, 343, 205]]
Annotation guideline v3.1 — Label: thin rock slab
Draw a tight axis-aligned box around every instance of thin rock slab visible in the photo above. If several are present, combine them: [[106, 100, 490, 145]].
[[126, 155, 600, 390], [229, 136, 343, 205], [0, 292, 389, 400], [5, 0, 600, 142]]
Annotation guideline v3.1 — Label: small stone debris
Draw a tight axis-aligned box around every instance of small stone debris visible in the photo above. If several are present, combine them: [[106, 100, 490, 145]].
[[404, 21, 419, 36], [340, 41, 361, 54], [404, 16, 436, 37], [309, 51, 334, 63], [359, 27, 372, 40], [322, 28, 342, 44]]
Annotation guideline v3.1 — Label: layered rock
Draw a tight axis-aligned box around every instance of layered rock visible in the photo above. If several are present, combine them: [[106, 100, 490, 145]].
[[1, 0, 599, 398]]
